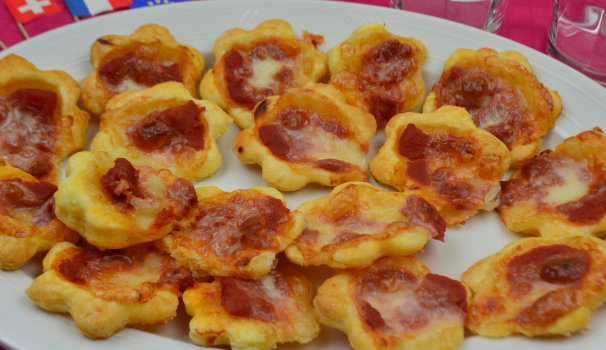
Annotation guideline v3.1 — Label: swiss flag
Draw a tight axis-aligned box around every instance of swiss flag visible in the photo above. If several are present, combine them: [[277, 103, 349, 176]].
[[5, 0, 61, 23]]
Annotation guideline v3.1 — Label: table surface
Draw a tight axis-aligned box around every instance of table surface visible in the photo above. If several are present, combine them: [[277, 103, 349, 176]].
[[0, 0, 552, 51], [0, 0, 552, 349]]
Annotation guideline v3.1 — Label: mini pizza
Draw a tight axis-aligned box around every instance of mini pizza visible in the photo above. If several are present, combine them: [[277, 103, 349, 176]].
[[327, 23, 427, 125], [284, 182, 446, 269], [0, 54, 89, 183], [183, 268, 320, 350], [26, 242, 198, 338], [463, 235, 606, 337], [81, 24, 205, 116], [91, 82, 232, 182], [369, 106, 510, 225], [0, 166, 79, 270], [200, 19, 327, 129], [54, 149, 198, 250], [157, 186, 304, 279], [498, 128, 606, 238], [314, 256, 470, 350], [233, 84, 377, 191], [423, 48, 562, 167]]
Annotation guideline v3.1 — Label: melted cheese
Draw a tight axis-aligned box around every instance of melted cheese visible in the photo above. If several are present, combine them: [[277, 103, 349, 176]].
[[248, 58, 284, 88], [544, 162, 591, 205], [115, 77, 149, 94]]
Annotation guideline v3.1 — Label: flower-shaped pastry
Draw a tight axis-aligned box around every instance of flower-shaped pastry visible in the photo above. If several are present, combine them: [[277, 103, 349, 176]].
[[285, 182, 446, 269], [91, 83, 232, 182], [233, 84, 377, 191], [327, 23, 427, 124], [369, 106, 510, 225], [200, 19, 326, 129], [157, 186, 304, 279], [463, 236, 606, 337], [498, 128, 606, 238], [183, 268, 320, 350], [0, 166, 79, 270], [82, 24, 205, 116], [423, 48, 562, 166], [54, 149, 198, 250], [314, 256, 470, 350], [26, 242, 198, 338], [0, 54, 89, 182]]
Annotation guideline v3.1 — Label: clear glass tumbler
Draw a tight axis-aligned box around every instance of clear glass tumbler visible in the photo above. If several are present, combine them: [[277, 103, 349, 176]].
[[389, 0, 510, 32], [548, 0, 606, 86]]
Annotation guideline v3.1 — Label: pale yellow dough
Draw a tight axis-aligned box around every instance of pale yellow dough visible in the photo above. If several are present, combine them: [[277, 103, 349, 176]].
[[26, 242, 190, 338], [0, 167, 79, 270], [233, 84, 377, 191], [200, 19, 327, 129], [423, 48, 562, 167], [91, 82, 232, 182], [314, 256, 471, 350], [184, 268, 320, 350], [498, 128, 606, 238], [0, 54, 89, 183], [463, 236, 606, 337], [369, 106, 510, 225], [54, 149, 197, 250], [82, 24, 205, 116], [157, 186, 304, 279], [327, 23, 427, 124], [285, 182, 446, 269]]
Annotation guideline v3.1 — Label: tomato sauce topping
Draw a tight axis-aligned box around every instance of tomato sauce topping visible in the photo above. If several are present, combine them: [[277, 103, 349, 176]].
[[357, 39, 416, 125], [397, 123, 489, 211], [166, 177, 197, 218], [258, 106, 357, 171], [177, 191, 290, 263], [57, 243, 195, 295], [505, 244, 590, 298], [220, 270, 292, 321], [0, 89, 57, 178], [100, 158, 143, 213], [355, 266, 466, 334], [516, 288, 578, 327], [99, 51, 181, 95], [434, 66, 539, 150], [400, 195, 447, 241], [0, 178, 57, 226], [500, 152, 606, 224], [127, 101, 206, 153], [223, 41, 299, 109]]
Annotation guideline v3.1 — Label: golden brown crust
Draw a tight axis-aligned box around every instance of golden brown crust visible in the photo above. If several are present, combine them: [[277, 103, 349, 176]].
[[0, 54, 90, 183], [158, 186, 304, 279], [91, 82, 232, 182], [369, 106, 510, 225], [284, 182, 446, 268], [82, 24, 205, 116], [183, 268, 320, 350], [25, 242, 194, 338], [498, 128, 606, 238], [233, 84, 377, 191], [54, 149, 197, 250], [314, 256, 471, 350], [463, 236, 606, 337], [0, 166, 79, 270], [327, 23, 427, 125], [200, 19, 327, 129], [423, 48, 562, 167]]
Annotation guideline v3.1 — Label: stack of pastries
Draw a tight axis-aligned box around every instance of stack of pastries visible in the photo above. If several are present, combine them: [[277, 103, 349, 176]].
[[0, 18, 605, 350]]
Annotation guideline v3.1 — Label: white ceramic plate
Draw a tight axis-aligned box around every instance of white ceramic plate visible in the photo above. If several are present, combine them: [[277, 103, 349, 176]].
[[1, 0, 606, 349]]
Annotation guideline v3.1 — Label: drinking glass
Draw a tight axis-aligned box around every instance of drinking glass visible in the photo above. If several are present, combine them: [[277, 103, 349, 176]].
[[548, 0, 606, 86], [389, 0, 510, 32]]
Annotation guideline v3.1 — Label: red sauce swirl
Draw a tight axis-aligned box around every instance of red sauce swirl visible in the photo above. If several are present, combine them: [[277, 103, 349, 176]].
[[0, 89, 57, 178], [99, 52, 181, 94], [0, 178, 58, 226], [127, 101, 206, 153]]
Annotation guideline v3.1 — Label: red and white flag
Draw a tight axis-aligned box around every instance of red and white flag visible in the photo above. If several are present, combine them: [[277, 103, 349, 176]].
[[5, 0, 61, 23]]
